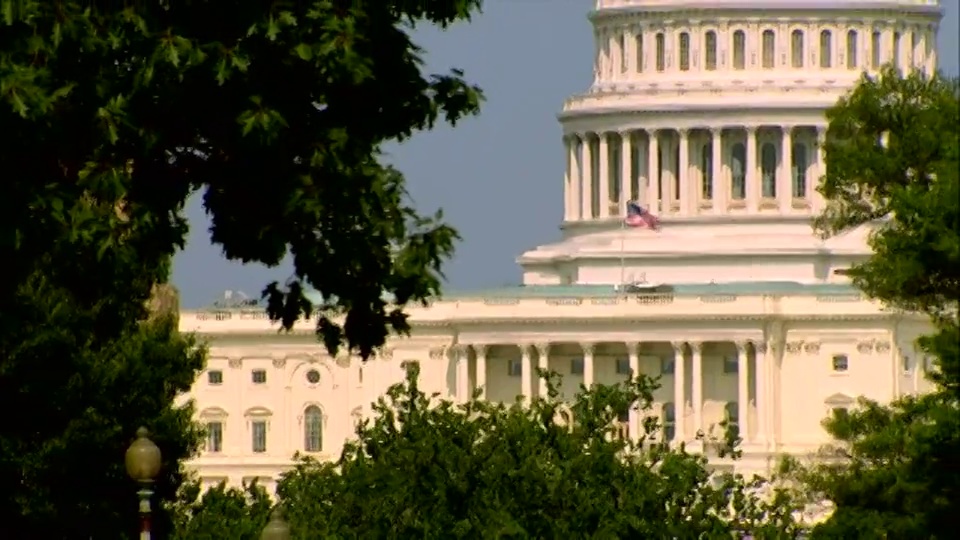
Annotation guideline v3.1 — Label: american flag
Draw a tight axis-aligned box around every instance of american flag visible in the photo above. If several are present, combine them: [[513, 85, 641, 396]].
[[624, 201, 660, 230]]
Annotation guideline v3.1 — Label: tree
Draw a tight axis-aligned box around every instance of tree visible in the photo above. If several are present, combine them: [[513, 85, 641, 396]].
[[176, 369, 807, 538], [2, 0, 483, 359], [794, 66, 960, 538], [170, 480, 273, 540]]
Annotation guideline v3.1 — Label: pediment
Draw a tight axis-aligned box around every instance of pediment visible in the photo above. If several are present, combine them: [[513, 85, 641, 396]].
[[823, 392, 854, 406]]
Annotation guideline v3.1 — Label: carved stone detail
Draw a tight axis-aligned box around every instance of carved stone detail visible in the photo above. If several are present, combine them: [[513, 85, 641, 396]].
[[335, 355, 351, 368], [734, 341, 750, 354], [428, 347, 446, 360], [687, 341, 704, 354], [227, 357, 242, 369], [875, 341, 891, 353], [471, 344, 488, 357], [272, 357, 287, 369], [671, 342, 686, 355], [378, 348, 394, 360], [785, 341, 804, 354], [535, 343, 550, 357], [581, 342, 596, 355], [803, 341, 821, 355], [754, 342, 768, 354], [856, 341, 874, 354]]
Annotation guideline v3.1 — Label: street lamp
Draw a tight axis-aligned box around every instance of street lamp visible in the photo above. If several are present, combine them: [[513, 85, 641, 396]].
[[260, 506, 291, 540], [125, 427, 162, 540]]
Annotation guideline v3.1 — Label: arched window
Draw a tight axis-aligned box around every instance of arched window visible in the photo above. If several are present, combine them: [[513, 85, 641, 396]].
[[731, 143, 746, 200], [655, 33, 665, 71], [820, 30, 833, 68], [635, 33, 644, 72], [732, 30, 746, 70], [762, 30, 776, 69], [791, 30, 805, 68], [846, 30, 858, 69], [761, 142, 777, 198], [304, 405, 323, 452], [892, 32, 901, 69], [679, 32, 690, 71], [792, 143, 808, 198], [663, 402, 676, 441], [701, 143, 713, 200], [705, 31, 717, 70], [871, 31, 881, 68]]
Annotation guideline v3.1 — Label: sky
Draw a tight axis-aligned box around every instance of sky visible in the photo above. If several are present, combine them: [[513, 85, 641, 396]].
[[172, 1, 960, 308]]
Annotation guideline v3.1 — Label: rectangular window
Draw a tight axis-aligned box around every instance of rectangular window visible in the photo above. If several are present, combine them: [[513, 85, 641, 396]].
[[635, 34, 644, 72], [791, 30, 805, 68], [663, 403, 676, 441], [206, 422, 223, 453], [722, 355, 739, 374], [251, 421, 267, 453], [619, 33, 627, 73], [660, 356, 675, 375], [705, 31, 717, 70], [820, 30, 833, 68], [762, 30, 776, 69], [655, 33, 665, 71], [846, 30, 858, 69], [831, 354, 849, 372], [507, 358, 522, 377], [570, 357, 584, 375], [679, 32, 690, 71], [732, 30, 745, 70], [207, 370, 223, 385], [251, 369, 267, 384], [615, 357, 632, 375], [871, 31, 881, 68]]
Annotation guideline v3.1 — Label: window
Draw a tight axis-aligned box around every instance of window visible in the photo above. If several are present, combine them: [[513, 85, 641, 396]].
[[663, 403, 676, 441], [619, 33, 627, 73], [871, 31, 881, 68], [251, 420, 267, 453], [831, 354, 849, 372], [762, 30, 775, 69], [660, 356, 675, 375], [701, 143, 713, 200], [304, 405, 323, 453], [705, 31, 717, 70], [251, 369, 267, 384], [305, 369, 321, 384], [570, 357, 584, 375], [508, 358, 522, 377], [901, 355, 913, 373], [761, 142, 777, 198], [722, 355, 739, 374], [731, 143, 746, 200], [892, 32, 901, 69], [655, 33, 665, 71], [673, 146, 680, 200], [679, 32, 690, 71], [819, 30, 832, 68], [724, 402, 739, 437], [205, 421, 223, 453], [732, 30, 745, 70], [208, 370, 223, 385], [846, 30, 858, 69], [616, 357, 632, 375], [792, 143, 808, 197], [791, 30, 805, 68], [635, 34, 644, 72]]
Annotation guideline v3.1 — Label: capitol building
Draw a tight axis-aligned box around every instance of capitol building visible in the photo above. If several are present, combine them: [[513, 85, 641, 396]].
[[179, 0, 943, 491]]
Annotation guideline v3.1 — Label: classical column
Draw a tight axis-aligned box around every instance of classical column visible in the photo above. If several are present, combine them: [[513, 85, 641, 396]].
[[678, 129, 690, 215], [812, 126, 827, 212], [711, 128, 724, 215], [598, 133, 610, 218], [736, 341, 750, 443], [754, 341, 768, 447], [454, 345, 469, 403], [474, 345, 487, 400], [745, 126, 759, 212], [623, 27, 634, 80], [582, 343, 596, 389], [647, 130, 660, 213], [672, 342, 686, 443], [536, 343, 550, 398], [689, 342, 703, 438], [628, 342, 641, 441], [620, 130, 632, 210], [563, 136, 573, 221], [521, 345, 534, 401], [780, 126, 793, 213], [582, 134, 594, 219]]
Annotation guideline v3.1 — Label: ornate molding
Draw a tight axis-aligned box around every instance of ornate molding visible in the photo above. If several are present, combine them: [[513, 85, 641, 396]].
[[856, 340, 874, 354], [803, 341, 821, 355], [687, 341, 703, 354], [272, 356, 287, 369], [428, 346, 447, 360], [227, 357, 242, 369], [875, 341, 891, 354], [535, 343, 550, 357], [471, 343, 488, 357], [785, 341, 804, 354], [378, 348, 394, 360], [734, 340, 750, 354], [581, 342, 597, 355], [754, 342, 768, 354]]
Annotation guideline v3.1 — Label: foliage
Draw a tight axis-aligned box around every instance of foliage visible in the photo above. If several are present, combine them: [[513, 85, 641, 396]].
[[1, 0, 484, 359], [170, 480, 273, 540], [177, 369, 807, 538], [798, 66, 960, 538]]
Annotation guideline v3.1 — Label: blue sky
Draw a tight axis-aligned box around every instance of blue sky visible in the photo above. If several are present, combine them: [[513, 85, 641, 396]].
[[172, 1, 960, 308]]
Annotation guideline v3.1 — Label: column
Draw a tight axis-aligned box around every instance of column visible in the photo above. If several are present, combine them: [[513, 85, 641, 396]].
[[563, 137, 572, 221], [812, 126, 826, 212], [627, 342, 641, 441], [620, 130, 631, 209], [568, 136, 581, 221], [754, 341, 768, 447], [690, 342, 703, 439], [736, 341, 750, 443], [598, 133, 610, 218], [582, 343, 595, 389], [711, 128, 723, 215], [678, 129, 690, 215], [745, 126, 758, 212], [672, 343, 686, 442], [521, 345, 534, 401], [581, 134, 594, 219], [474, 345, 487, 400], [454, 345, 469, 403], [536, 343, 550, 398], [647, 130, 659, 213], [780, 126, 793, 213]]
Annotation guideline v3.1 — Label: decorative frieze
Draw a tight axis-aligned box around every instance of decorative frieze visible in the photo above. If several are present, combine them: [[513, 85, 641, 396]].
[[272, 356, 287, 369], [803, 341, 821, 355], [228, 357, 242, 368], [428, 347, 447, 360]]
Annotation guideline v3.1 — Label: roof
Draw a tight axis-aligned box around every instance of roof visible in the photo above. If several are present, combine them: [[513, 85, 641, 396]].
[[439, 281, 859, 299]]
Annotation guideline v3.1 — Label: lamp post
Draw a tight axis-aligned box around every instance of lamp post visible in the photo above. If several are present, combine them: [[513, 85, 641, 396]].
[[260, 507, 291, 540], [125, 427, 162, 540]]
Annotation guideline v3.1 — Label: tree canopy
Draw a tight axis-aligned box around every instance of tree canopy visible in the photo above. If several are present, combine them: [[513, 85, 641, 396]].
[[2, 0, 484, 359], [175, 370, 808, 539], [797, 66, 960, 539]]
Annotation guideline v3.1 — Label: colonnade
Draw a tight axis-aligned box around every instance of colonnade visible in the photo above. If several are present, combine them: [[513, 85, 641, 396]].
[[451, 339, 773, 447], [562, 125, 827, 222]]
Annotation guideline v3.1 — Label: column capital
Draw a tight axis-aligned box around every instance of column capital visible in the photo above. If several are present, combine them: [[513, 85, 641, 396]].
[[688, 341, 704, 354], [710, 126, 724, 136], [471, 344, 488, 357], [449, 344, 468, 356], [520, 343, 535, 357], [534, 343, 550, 357], [745, 126, 758, 135], [816, 125, 827, 136], [734, 340, 751, 354], [781, 125, 795, 134], [754, 341, 768, 354], [626, 341, 641, 356], [580, 342, 596, 355], [618, 128, 633, 138], [677, 128, 690, 138], [671, 341, 686, 355]]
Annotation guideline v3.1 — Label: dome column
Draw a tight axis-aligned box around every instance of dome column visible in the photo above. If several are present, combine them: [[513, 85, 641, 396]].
[[581, 134, 594, 219], [646, 130, 660, 213], [745, 126, 759, 213], [812, 126, 827, 213], [711, 128, 724, 215], [566, 135, 581, 221], [598, 133, 611, 219], [779, 126, 793, 213], [619, 130, 632, 212], [678, 129, 691, 216]]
